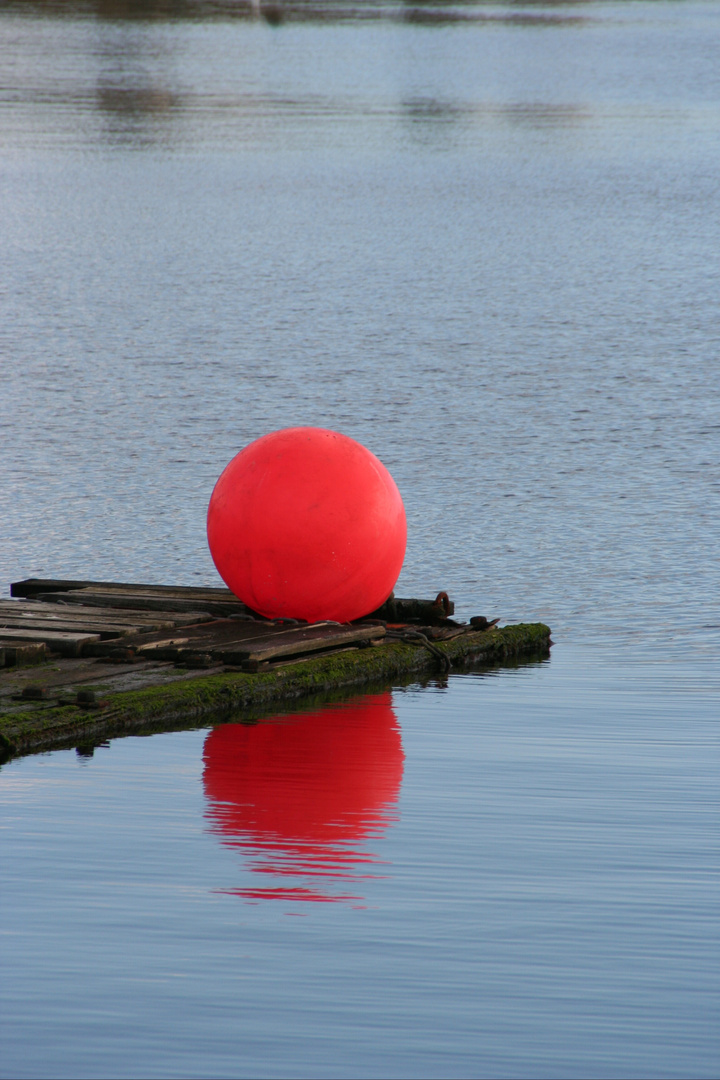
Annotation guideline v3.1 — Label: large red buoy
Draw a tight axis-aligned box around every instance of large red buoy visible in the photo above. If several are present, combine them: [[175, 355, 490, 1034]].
[[207, 427, 406, 623]]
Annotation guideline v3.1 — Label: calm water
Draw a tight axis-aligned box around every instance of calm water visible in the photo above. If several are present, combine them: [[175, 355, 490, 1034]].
[[1, 2, 719, 1076]]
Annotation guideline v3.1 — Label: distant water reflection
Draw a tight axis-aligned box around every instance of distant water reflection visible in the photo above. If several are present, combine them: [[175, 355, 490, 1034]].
[[203, 693, 404, 903], [0, 1, 591, 27]]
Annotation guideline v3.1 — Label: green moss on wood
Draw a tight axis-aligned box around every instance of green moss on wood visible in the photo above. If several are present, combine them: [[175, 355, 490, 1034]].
[[0, 623, 550, 759]]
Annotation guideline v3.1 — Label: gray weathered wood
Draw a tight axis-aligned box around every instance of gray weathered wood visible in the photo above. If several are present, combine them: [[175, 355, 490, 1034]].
[[0, 600, 206, 628], [0, 616, 169, 638], [129, 621, 329, 661], [0, 611, 203, 637], [0, 628, 100, 657], [11, 578, 236, 600], [84, 618, 282, 659], [35, 591, 239, 617], [10, 580, 454, 625]]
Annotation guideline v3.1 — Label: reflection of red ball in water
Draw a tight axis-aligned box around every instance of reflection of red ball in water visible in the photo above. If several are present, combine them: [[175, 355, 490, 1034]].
[[206, 427, 407, 623], [202, 694, 404, 897]]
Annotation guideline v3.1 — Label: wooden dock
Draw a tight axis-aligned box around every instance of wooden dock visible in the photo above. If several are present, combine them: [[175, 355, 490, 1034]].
[[0, 578, 551, 758]]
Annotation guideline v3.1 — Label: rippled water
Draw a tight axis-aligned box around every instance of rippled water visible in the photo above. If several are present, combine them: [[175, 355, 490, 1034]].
[[1, 2, 719, 1077], [2, 0, 719, 649], [2, 648, 719, 1078]]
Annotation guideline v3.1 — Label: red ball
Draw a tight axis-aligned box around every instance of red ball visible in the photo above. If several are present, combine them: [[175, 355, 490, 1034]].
[[207, 427, 406, 623]]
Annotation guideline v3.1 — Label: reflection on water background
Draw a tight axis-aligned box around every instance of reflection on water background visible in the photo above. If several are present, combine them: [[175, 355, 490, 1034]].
[[203, 694, 404, 902], [0, 2, 719, 1077], [2, 654, 718, 1078]]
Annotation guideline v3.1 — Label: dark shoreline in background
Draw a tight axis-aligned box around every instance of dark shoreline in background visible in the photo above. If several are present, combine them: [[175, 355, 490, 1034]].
[[0, 623, 551, 760], [0, 0, 591, 27]]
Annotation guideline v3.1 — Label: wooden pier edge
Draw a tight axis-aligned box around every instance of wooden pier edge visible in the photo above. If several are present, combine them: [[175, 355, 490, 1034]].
[[0, 623, 551, 759]]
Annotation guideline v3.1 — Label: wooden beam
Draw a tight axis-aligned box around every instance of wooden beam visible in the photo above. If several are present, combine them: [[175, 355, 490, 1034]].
[[33, 591, 241, 617], [0, 640, 46, 667], [217, 624, 385, 664], [0, 604, 208, 637], [11, 578, 236, 600], [0, 628, 100, 657], [0, 600, 199, 626]]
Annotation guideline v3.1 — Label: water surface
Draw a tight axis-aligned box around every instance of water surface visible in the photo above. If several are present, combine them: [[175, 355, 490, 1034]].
[[1, 3, 719, 1076], [1, 0, 719, 650], [2, 647, 718, 1078]]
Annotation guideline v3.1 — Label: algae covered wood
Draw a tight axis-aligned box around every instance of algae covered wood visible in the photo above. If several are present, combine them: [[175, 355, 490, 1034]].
[[1, 576, 552, 760], [0, 621, 552, 759]]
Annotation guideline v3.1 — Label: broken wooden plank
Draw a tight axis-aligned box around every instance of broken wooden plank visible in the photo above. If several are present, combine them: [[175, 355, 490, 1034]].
[[118, 620, 383, 665], [128, 620, 328, 662], [83, 617, 295, 659], [82, 620, 254, 659], [0, 628, 100, 657]]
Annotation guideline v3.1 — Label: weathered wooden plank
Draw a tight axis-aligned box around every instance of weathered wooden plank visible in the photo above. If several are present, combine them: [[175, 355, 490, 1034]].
[[34, 590, 241, 617], [80, 619, 260, 659], [201, 621, 333, 647], [0, 600, 201, 627], [217, 624, 385, 664], [0, 616, 175, 639], [0, 615, 124, 634], [83, 617, 293, 659], [124, 622, 384, 664], [0, 605, 208, 638], [0, 640, 46, 667], [10, 580, 455, 624], [63, 606, 212, 627], [9, 583, 455, 626], [84, 584, 236, 600], [11, 578, 236, 600], [128, 620, 326, 661], [0, 628, 100, 657], [133, 636, 190, 653]]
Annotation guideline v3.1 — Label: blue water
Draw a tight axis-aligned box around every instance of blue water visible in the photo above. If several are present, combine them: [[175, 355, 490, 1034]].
[[1, 2, 719, 1076], [2, 646, 718, 1078]]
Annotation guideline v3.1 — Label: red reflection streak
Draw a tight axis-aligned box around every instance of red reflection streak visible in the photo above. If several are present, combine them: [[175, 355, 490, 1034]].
[[218, 888, 363, 904], [203, 693, 404, 903]]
